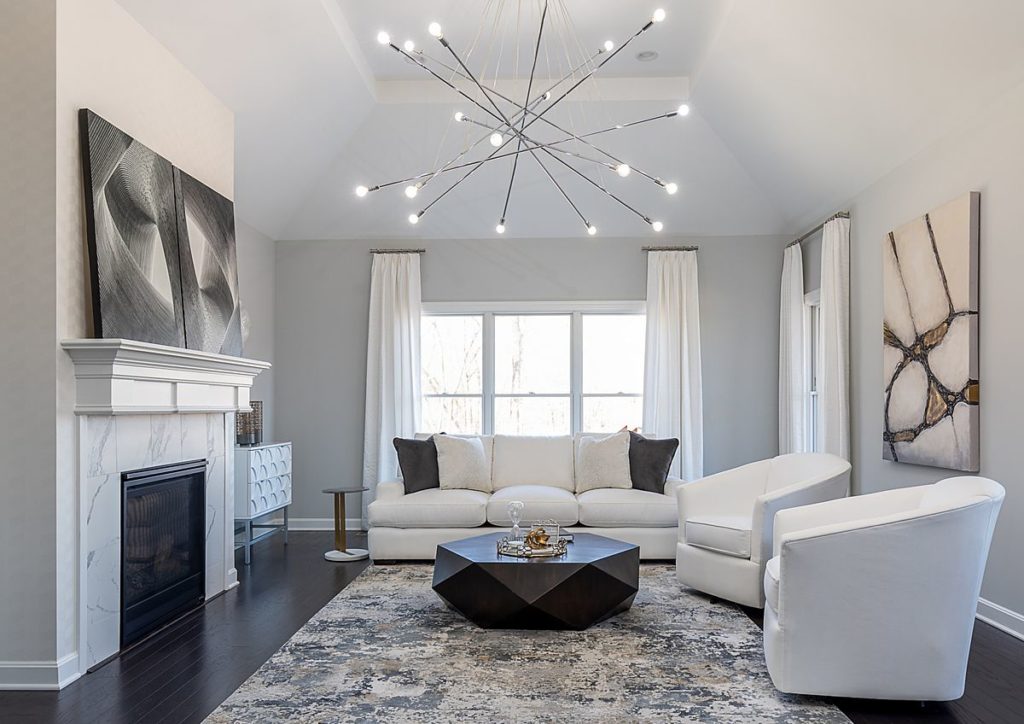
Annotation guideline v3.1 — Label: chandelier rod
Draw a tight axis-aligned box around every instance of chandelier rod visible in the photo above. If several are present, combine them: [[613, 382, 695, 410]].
[[501, 0, 549, 226], [539, 147, 654, 225], [531, 149, 591, 230], [417, 50, 672, 188]]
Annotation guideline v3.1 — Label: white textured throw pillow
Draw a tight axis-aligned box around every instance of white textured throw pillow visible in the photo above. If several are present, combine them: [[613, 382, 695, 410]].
[[575, 431, 632, 493], [435, 434, 492, 492]]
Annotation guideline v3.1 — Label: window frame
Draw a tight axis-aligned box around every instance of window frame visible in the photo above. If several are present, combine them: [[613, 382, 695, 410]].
[[421, 300, 645, 435], [803, 289, 821, 452]]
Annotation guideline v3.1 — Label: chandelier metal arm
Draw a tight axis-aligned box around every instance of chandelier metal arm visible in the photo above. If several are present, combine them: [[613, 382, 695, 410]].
[[501, 0, 549, 225], [530, 152, 591, 229], [540, 147, 653, 226]]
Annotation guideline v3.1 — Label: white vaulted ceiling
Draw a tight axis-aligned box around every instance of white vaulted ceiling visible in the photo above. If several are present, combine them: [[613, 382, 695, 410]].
[[116, 0, 1024, 240]]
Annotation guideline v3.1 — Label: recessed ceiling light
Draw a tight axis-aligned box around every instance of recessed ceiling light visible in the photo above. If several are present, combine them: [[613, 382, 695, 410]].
[[636, 50, 659, 62]]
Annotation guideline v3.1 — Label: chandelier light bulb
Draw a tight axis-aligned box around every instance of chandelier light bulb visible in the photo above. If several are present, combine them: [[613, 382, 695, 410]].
[[454, 111, 464, 122], [403, 40, 415, 53], [489, 132, 504, 147], [496, 223, 506, 234], [544, 91, 552, 100], [376, 31, 391, 46], [665, 182, 679, 195], [408, 213, 420, 225], [652, 221, 664, 232], [652, 8, 667, 23], [355, 185, 369, 198], [587, 225, 598, 236], [428, 22, 443, 39], [604, 40, 615, 52], [404, 184, 419, 199], [677, 103, 690, 117], [615, 163, 632, 178]]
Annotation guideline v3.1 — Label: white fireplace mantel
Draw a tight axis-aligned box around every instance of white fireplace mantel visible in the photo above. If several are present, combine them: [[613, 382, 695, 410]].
[[62, 338, 271, 415]]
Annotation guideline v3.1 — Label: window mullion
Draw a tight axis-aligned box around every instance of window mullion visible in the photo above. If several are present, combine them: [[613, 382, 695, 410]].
[[571, 312, 583, 434], [482, 312, 495, 435]]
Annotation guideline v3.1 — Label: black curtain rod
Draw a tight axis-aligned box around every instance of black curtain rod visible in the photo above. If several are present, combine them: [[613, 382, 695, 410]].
[[642, 245, 698, 252], [369, 248, 426, 254], [786, 211, 850, 248]]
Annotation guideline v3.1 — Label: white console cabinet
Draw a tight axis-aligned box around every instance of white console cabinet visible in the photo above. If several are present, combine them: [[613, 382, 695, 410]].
[[234, 442, 292, 564]]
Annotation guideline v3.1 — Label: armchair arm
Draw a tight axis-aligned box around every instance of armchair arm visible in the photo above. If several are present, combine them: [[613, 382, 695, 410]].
[[374, 480, 406, 501], [751, 472, 849, 564], [676, 460, 770, 527], [772, 485, 927, 557]]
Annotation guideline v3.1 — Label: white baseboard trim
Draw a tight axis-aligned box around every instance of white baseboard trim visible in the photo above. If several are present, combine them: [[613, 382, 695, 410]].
[[0, 652, 80, 690], [977, 597, 1024, 641], [288, 517, 365, 532]]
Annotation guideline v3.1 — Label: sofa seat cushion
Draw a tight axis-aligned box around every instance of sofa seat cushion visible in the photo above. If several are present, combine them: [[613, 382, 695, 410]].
[[684, 515, 752, 558], [577, 488, 677, 528], [487, 486, 579, 526], [764, 556, 781, 613], [368, 488, 489, 528]]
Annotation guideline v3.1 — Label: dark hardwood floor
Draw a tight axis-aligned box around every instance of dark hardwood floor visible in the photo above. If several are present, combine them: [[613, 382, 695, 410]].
[[0, 531, 370, 724], [2, 534, 1022, 723]]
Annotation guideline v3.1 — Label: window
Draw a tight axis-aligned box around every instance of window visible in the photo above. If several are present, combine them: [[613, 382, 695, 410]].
[[804, 290, 821, 452], [420, 303, 645, 436]]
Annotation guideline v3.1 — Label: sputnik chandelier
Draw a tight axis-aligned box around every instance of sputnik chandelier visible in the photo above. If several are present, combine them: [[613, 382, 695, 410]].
[[355, 3, 688, 236]]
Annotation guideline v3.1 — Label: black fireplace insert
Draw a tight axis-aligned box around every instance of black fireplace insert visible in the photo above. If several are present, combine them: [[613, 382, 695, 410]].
[[121, 458, 206, 648]]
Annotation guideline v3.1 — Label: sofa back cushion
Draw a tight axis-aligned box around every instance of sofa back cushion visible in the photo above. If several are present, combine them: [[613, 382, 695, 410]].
[[492, 435, 575, 491]]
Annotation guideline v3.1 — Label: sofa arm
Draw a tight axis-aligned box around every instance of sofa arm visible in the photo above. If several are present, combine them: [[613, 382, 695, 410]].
[[375, 480, 406, 501], [663, 476, 686, 496]]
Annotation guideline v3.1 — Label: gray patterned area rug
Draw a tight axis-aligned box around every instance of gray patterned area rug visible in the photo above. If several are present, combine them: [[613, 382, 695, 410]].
[[207, 565, 849, 723]]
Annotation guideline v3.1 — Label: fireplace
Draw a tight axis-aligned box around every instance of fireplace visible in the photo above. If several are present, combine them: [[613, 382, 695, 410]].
[[121, 459, 207, 647]]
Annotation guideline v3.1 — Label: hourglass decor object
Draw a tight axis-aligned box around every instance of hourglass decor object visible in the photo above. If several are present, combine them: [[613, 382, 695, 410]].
[[236, 400, 263, 446]]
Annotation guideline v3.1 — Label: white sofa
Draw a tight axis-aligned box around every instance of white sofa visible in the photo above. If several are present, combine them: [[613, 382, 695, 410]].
[[676, 453, 851, 608], [368, 434, 684, 561], [763, 476, 1005, 701]]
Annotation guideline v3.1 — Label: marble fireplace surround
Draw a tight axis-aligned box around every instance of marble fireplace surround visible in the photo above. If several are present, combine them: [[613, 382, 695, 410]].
[[63, 339, 271, 673]]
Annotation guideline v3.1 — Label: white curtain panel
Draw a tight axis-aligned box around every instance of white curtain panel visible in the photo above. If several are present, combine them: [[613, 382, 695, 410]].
[[642, 250, 703, 480], [818, 217, 851, 459], [779, 244, 806, 453], [362, 253, 422, 524]]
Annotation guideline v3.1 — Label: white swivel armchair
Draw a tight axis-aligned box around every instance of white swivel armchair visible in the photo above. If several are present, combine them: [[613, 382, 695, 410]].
[[676, 453, 851, 608], [764, 476, 1005, 701]]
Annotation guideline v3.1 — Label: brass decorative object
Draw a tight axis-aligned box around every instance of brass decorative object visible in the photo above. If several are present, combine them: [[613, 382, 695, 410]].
[[497, 520, 569, 558], [236, 400, 263, 446]]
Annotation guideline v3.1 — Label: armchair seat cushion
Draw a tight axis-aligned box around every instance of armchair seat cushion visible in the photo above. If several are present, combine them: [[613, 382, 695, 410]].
[[577, 488, 677, 527], [368, 488, 489, 528], [764, 556, 781, 613], [684, 515, 752, 558], [487, 485, 579, 526]]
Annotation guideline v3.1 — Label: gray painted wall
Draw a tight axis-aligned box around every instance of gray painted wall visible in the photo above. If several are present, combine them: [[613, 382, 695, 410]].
[[274, 235, 788, 521], [0, 0, 59, 665], [845, 79, 1024, 620], [237, 220, 276, 442]]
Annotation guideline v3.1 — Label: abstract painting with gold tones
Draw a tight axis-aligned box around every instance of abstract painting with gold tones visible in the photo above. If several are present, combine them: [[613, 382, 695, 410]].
[[883, 192, 980, 471]]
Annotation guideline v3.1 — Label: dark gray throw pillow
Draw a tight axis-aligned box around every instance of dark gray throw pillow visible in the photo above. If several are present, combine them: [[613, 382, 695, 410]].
[[393, 436, 440, 494], [628, 431, 679, 493]]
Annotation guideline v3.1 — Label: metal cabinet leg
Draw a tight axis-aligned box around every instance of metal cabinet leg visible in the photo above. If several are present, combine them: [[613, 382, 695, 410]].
[[244, 520, 252, 566], [283, 506, 289, 545]]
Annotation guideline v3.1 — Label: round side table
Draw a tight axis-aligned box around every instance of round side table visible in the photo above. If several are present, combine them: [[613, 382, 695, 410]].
[[322, 486, 369, 562]]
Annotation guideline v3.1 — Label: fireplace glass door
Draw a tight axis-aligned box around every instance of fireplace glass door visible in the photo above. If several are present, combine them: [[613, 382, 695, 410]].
[[121, 459, 206, 647]]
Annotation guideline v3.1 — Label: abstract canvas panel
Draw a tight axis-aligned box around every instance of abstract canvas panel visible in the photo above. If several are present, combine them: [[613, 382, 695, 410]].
[[175, 170, 243, 357], [79, 110, 186, 347], [883, 192, 980, 471]]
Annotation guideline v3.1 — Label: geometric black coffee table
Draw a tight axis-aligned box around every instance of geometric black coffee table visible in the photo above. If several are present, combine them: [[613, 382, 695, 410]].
[[432, 531, 639, 630]]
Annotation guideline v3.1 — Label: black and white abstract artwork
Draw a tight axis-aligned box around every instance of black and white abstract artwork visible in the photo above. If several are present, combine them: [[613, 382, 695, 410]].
[[79, 110, 186, 347], [80, 109, 244, 357], [175, 170, 243, 357], [883, 192, 980, 471]]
